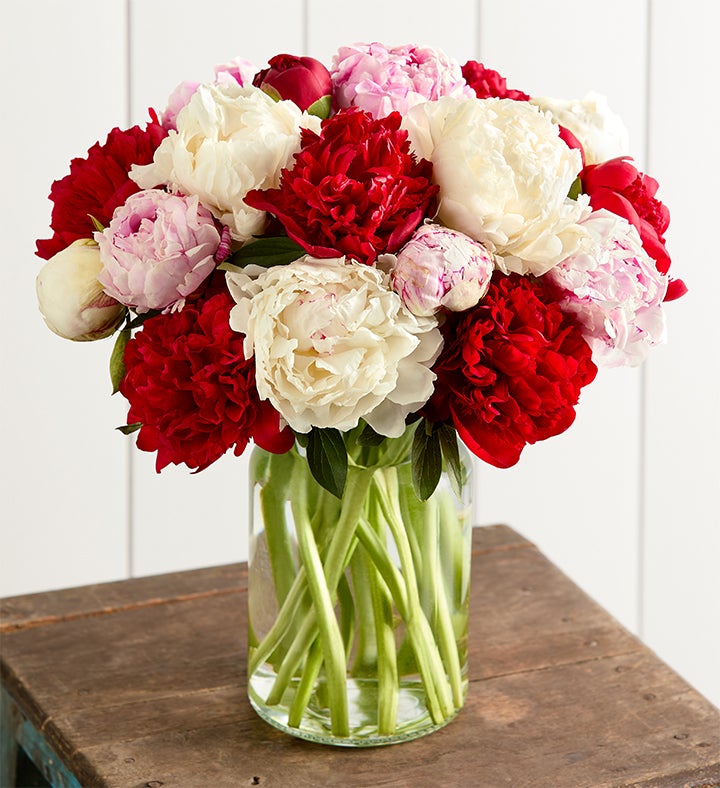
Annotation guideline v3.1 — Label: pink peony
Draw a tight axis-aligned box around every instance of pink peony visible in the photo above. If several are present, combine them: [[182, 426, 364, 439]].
[[545, 210, 668, 368], [96, 189, 221, 313], [331, 42, 473, 118], [382, 223, 494, 316]]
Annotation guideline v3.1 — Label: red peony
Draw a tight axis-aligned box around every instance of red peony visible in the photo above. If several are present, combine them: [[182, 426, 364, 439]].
[[461, 61, 530, 101], [244, 108, 438, 265], [425, 272, 597, 468], [120, 279, 293, 472], [581, 156, 687, 301], [36, 122, 168, 260]]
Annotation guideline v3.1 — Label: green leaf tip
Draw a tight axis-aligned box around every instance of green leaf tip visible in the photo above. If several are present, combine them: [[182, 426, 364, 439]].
[[307, 95, 332, 119], [116, 422, 142, 435]]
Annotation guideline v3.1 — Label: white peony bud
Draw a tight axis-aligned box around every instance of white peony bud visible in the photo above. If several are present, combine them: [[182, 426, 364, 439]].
[[36, 239, 126, 341], [530, 92, 630, 165]]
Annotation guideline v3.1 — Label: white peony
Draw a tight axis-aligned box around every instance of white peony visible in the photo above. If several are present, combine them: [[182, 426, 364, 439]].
[[402, 97, 589, 276], [226, 257, 442, 436], [530, 92, 629, 166], [131, 82, 320, 242]]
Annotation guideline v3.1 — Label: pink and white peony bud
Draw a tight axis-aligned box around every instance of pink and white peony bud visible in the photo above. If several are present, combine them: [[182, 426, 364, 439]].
[[161, 80, 200, 131], [36, 239, 126, 341], [214, 57, 256, 88], [96, 189, 221, 314], [384, 224, 495, 316]]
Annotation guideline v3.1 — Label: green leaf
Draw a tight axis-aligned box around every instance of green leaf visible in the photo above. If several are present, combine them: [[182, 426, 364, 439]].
[[307, 94, 332, 119], [411, 420, 442, 501], [307, 427, 348, 498], [88, 214, 105, 233], [357, 421, 386, 447], [126, 310, 160, 330], [294, 431, 310, 449], [116, 422, 142, 435], [109, 327, 131, 394], [568, 177, 582, 201], [229, 236, 306, 268], [437, 423, 464, 499]]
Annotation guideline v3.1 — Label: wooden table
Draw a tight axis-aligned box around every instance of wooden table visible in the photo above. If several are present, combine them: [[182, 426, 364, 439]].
[[2, 526, 719, 788]]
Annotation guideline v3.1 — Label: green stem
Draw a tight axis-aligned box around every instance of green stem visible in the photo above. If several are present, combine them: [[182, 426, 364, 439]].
[[367, 540, 398, 735], [336, 573, 356, 659], [248, 568, 308, 675], [265, 466, 374, 710], [419, 496, 439, 617], [260, 450, 298, 608], [290, 464, 349, 737], [287, 638, 323, 728], [373, 470, 455, 723], [416, 494, 463, 707], [349, 549, 377, 677], [355, 518, 408, 618]]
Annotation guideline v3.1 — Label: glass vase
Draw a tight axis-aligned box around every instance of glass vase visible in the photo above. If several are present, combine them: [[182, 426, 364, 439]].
[[247, 425, 472, 747]]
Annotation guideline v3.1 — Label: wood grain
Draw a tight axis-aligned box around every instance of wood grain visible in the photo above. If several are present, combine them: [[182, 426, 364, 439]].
[[1, 526, 718, 788]]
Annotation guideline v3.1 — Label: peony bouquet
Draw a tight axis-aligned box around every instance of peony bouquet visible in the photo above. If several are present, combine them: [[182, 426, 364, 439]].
[[35, 43, 685, 744]]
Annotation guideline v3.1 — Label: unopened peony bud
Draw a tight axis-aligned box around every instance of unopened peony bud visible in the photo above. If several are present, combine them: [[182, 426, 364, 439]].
[[161, 80, 200, 131], [531, 92, 629, 166], [384, 224, 495, 316], [36, 239, 125, 341], [253, 54, 332, 115]]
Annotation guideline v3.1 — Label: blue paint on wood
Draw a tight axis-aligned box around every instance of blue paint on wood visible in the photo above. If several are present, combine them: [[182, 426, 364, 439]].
[[1, 685, 20, 786], [1, 686, 83, 788]]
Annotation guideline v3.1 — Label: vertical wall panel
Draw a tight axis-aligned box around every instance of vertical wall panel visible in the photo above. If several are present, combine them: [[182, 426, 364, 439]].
[[0, 0, 130, 596], [645, 0, 720, 707], [128, 0, 306, 577], [477, 0, 649, 631]]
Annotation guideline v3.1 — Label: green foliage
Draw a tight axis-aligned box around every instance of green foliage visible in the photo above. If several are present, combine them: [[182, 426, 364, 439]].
[[307, 95, 332, 119], [307, 427, 348, 498], [411, 420, 442, 501], [109, 327, 130, 394], [568, 177, 582, 201], [437, 424, 464, 498], [116, 422, 141, 435], [229, 236, 305, 268]]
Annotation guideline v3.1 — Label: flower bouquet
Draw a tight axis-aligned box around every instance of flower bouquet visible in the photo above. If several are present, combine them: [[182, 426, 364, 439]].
[[35, 42, 685, 746]]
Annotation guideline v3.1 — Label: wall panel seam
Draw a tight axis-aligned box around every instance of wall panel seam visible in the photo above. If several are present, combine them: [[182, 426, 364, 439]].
[[637, 0, 654, 639], [125, 0, 135, 579]]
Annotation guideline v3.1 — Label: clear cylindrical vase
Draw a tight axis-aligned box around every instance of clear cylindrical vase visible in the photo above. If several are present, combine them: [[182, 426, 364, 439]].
[[247, 425, 472, 747]]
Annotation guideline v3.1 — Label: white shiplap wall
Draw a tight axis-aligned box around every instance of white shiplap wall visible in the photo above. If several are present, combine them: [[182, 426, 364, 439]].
[[1, 0, 718, 709]]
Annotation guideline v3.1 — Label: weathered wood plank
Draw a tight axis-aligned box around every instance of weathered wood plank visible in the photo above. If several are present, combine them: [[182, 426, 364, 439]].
[[0, 526, 516, 633], [0, 564, 246, 633], [1, 526, 718, 787]]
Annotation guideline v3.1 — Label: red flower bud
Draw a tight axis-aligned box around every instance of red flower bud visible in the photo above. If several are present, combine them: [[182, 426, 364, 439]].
[[253, 54, 331, 113]]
